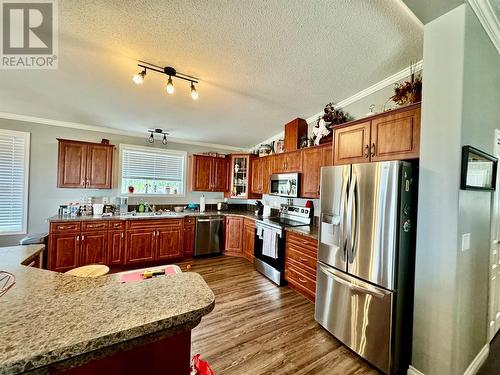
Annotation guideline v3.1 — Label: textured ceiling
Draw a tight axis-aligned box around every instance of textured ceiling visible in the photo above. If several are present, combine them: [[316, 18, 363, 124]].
[[0, 0, 423, 148]]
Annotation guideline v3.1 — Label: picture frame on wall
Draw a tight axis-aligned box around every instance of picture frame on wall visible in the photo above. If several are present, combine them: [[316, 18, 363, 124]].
[[461, 145, 498, 191]]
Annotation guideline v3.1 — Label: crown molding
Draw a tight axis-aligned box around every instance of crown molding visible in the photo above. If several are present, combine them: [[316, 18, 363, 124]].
[[468, 0, 500, 55], [0, 111, 245, 151], [305, 60, 423, 124]]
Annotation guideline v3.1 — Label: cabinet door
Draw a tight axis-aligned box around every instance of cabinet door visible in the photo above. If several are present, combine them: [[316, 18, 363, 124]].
[[212, 157, 229, 191], [57, 141, 87, 188], [370, 107, 421, 161], [262, 157, 271, 194], [242, 219, 255, 262], [80, 231, 107, 265], [191, 156, 213, 191], [251, 158, 262, 194], [301, 147, 323, 198], [108, 231, 125, 265], [224, 216, 243, 255], [86, 144, 113, 189], [322, 144, 333, 166], [272, 154, 287, 173], [285, 150, 302, 172], [126, 229, 155, 264], [183, 218, 196, 258], [157, 223, 183, 260], [49, 233, 80, 272], [333, 121, 371, 165]]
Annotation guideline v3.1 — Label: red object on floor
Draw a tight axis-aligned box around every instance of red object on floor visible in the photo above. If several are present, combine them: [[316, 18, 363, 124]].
[[192, 354, 215, 375]]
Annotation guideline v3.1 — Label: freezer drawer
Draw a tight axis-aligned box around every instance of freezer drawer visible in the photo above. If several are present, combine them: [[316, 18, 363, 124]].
[[315, 263, 394, 374]]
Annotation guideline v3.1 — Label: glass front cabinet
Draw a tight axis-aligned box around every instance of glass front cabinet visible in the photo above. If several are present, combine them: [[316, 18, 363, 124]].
[[226, 154, 260, 199]]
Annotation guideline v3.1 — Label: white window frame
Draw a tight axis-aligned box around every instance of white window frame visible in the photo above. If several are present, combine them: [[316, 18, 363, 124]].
[[0, 129, 30, 236], [118, 144, 188, 198]]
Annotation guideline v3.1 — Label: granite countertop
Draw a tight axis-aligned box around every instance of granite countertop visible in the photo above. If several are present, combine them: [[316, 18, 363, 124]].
[[0, 245, 215, 375], [48, 210, 319, 240]]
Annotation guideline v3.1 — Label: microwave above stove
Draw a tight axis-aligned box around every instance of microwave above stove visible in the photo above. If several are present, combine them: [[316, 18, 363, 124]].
[[269, 173, 299, 198]]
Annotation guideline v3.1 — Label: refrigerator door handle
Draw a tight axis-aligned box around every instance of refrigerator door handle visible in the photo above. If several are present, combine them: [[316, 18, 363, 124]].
[[346, 174, 355, 261], [339, 176, 349, 261], [318, 264, 386, 299], [349, 174, 360, 262]]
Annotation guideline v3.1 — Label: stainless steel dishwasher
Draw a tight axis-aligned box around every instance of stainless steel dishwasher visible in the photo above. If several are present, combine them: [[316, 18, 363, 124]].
[[194, 216, 224, 256]]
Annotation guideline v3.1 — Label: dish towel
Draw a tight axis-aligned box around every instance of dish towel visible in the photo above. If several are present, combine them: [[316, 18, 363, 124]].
[[257, 226, 264, 239], [262, 228, 278, 259]]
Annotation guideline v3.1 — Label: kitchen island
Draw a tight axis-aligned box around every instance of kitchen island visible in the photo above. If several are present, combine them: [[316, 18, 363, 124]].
[[0, 245, 214, 375]]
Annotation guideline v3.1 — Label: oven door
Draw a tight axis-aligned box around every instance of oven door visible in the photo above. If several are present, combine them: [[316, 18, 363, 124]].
[[270, 173, 299, 197]]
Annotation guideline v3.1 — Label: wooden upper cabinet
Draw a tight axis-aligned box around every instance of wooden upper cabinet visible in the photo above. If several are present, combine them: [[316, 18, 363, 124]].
[[301, 146, 324, 198], [224, 216, 243, 256], [227, 154, 260, 199], [284, 118, 308, 152], [86, 144, 113, 189], [333, 103, 421, 165], [190, 155, 228, 192], [57, 141, 87, 188], [212, 157, 229, 191], [322, 144, 333, 166], [370, 106, 421, 161], [334, 121, 371, 165], [57, 139, 114, 189], [251, 158, 263, 194], [272, 151, 302, 173]]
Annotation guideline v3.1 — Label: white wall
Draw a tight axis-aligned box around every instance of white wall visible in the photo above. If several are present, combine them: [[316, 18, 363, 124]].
[[411, 3, 500, 374], [0, 119, 236, 246]]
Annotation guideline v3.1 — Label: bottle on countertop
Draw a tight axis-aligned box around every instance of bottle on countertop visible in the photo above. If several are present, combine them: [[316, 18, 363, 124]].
[[200, 195, 206, 213]]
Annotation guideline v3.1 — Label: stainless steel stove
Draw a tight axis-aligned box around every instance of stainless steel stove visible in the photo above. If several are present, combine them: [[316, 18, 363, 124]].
[[254, 205, 312, 285]]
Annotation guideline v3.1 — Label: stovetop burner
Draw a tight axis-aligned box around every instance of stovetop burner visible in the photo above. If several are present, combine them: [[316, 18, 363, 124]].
[[265, 217, 310, 227]]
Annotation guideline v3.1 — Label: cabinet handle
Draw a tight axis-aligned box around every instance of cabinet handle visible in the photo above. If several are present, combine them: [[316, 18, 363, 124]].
[[121, 232, 124, 238], [300, 257, 308, 263], [364, 145, 370, 158], [81, 179, 85, 186], [76, 235, 80, 243], [371, 143, 376, 157], [298, 276, 307, 283], [81, 235, 85, 241]]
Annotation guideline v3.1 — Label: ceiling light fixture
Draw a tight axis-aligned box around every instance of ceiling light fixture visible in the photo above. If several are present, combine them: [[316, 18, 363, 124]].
[[190, 82, 198, 100], [147, 128, 169, 146], [132, 68, 146, 84], [133, 61, 199, 100]]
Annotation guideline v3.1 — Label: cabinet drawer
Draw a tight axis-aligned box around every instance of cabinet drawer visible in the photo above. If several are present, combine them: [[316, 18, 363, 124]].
[[286, 232, 317, 254], [50, 222, 81, 233], [127, 219, 182, 229], [184, 217, 196, 226], [81, 221, 109, 231], [286, 246, 317, 275], [109, 221, 125, 230], [286, 263, 316, 296]]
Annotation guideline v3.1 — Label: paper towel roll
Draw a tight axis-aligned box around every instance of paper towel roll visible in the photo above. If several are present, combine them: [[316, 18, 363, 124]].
[[200, 195, 206, 213]]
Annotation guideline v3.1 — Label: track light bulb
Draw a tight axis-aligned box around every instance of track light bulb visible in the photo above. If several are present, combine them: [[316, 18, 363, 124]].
[[132, 69, 146, 84], [162, 134, 167, 145], [148, 132, 154, 143], [166, 76, 175, 94], [190, 82, 199, 100]]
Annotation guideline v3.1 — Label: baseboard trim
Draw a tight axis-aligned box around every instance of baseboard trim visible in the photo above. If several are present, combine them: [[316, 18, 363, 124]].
[[463, 343, 489, 375], [408, 365, 425, 375]]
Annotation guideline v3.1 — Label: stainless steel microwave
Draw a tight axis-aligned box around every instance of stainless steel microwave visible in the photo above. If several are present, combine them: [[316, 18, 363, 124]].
[[269, 173, 299, 197]]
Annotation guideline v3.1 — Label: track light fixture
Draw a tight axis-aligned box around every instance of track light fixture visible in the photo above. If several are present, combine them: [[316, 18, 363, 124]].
[[147, 128, 169, 145], [132, 68, 146, 84], [133, 61, 199, 99]]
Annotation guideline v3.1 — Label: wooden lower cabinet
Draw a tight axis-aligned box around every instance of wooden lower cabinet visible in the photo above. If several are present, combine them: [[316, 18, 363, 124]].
[[49, 233, 80, 272], [242, 219, 255, 262], [126, 229, 156, 264], [224, 216, 244, 256], [183, 218, 195, 258], [285, 231, 318, 301], [80, 231, 107, 265], [108, 230, 125, 265], [157, 220, 183, 260]]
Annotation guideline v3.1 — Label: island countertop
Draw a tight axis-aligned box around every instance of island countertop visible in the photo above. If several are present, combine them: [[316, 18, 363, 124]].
[[0, 245, 215, 375]]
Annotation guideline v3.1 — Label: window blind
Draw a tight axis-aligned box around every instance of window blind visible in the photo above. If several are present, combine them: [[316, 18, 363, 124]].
[[0, 130, 29, 234], [120, 146, 186, 194]]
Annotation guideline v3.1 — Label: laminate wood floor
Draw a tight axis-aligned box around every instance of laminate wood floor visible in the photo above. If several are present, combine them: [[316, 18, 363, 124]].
[[177, 256, 380, 375]]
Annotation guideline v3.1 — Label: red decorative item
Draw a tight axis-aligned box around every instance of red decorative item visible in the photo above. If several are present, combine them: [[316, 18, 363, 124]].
[[191, 354, 215, 375], [128, 185, 134, 193]]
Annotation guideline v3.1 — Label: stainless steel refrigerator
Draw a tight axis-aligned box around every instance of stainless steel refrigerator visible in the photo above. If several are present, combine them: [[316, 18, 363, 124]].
[[315, 161, 414, 375]]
